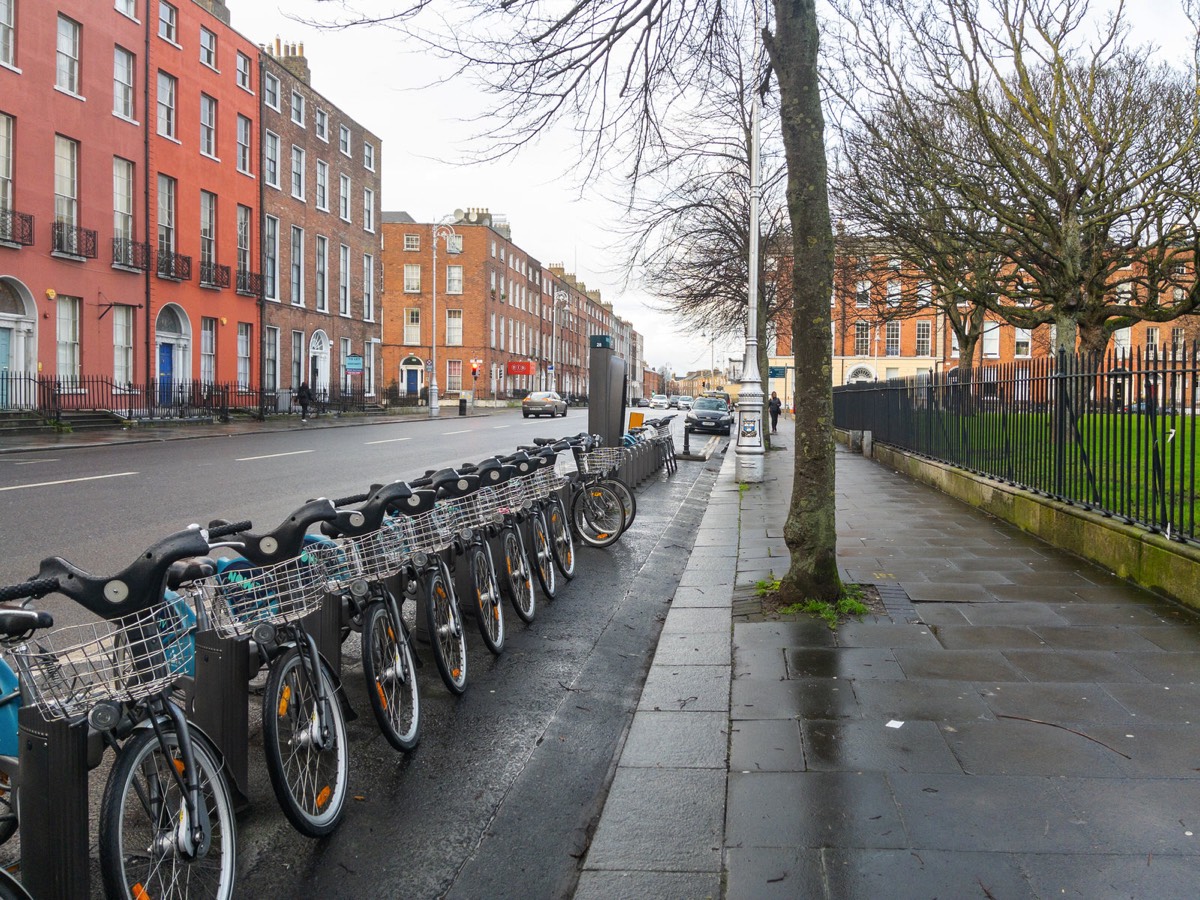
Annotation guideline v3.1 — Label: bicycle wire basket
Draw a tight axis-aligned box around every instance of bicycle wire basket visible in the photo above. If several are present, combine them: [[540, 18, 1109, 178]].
[[436, 494, 482, 539], [402, 508, 456, 556], [309, 528, 407, 588], [580, 446, 625, 476], [655, 423, 674, 442], [472, 485, 508, 526], [193, 551, 330, 639], [11, 600, 195, 722]]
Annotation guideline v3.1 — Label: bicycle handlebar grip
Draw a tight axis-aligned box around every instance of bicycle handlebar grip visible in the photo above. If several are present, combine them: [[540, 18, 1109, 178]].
[[208, 520, 253, 540], [332, 492, 370, 507], [0, 578, 60, 604]]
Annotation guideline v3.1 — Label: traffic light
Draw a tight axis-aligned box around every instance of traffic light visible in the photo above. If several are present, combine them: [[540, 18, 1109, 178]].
[[471, 361, 480, 379]]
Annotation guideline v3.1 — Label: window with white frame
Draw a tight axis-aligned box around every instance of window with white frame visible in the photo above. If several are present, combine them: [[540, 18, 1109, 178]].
[[446, 309, 463, 345], [315, 160, 328, 209], [263, 71, 279, 109], [1014, 327, 1031, 358], [199, 94, 217, 157], [1173, 326, 1186, 353], [113, 304, 135, 383], [1146, 327, 1160, 358], [446, 265, 463, 294], [263, 215, 278, 299], [404, 233, 420, 251], [315, 109, 328, 140], [489, 313, 496, 348], [236, 204, 251, 277], [887, 279, 901, 306], [156, 174, 175, 264], [200, 317, 216, 382], [156, 71, 176, 138], [56, 16, 81, 95], [199, 26, 216, 69], [1113, 326, 1131, 356], [113, 157, 134, 247], [951, 330, 960, 358], [291, 331, 303, 388], [315, 235, 327, 312], [236, 115, 252, 174], [363, 188, 374, 231], [339, 337, 351, 386], [0, 0, 13, 67], [237, 323, 252, 388], [338, 124, 351, 155], [291, 90, 304, 126], [114, 47, 136, 119], [364, 141, 375, 170], [886, 321, 900, 356], [264, 132, 279, 187], [338, 244, 350, 315], [403, 264, 421, 292], [158, 2, 177, 42], [447, 359, 462, 392], [983, 321, 1000, 357], [264, 327, 279, 392], [364, 341, 375, 394], [918, 280, 932, 307], [236, 51, 251, 91], [199, 189, 216, 271], [291, 146, 304, 199], [855, 280, 870, 307], [854, 321, 870, 356], [290, 226, 303, 305], [54, 135, 78, 230], [338, 174, 350, 220], [916, 320, 931, 356], [404, 309, 420, 344], [363, 254, 374, 321], [57, 296, 81, 378]]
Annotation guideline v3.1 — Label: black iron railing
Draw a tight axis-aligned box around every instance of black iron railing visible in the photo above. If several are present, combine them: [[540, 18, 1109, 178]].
[[0, 207, 34, 246], [112, 238, 150, 271], [199, 261, 231, 289], [235, 269, 262, 297], [833, 345, 1200, 543], [156, 250, 192, 281], [51, 222, 98, 258]]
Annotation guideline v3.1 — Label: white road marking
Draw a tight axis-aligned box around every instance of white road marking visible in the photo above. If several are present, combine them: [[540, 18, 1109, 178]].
[[365, 437, 412, 445], [0, 471, 137, 492], [13, 459, 60, 465], [443, 430, 470, 435], [235, 450, 315, 462], [492, 425, 511, 429]]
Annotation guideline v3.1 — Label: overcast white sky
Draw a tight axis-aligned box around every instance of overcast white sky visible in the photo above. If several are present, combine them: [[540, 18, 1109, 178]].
[[226, 0, 1197, 379]]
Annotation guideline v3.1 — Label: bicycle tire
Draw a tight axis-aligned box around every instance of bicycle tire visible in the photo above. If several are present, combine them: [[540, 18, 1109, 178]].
[[100, 726, 236, 899], [500, 526, 536, 623], [604, 475, 637, 530], [0, 771, 16, 847], [361, 596, 420, 751], [547, 494, 576, 580], [425, 560, 468, 693], [262, 646, 350, 837], [530, 508, 557, 599], [467, 543, 505, 655], [0, 869, 29, 900], [571, 481, 625, 548]]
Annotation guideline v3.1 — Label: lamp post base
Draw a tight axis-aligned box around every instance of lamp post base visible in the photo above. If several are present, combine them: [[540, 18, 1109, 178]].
[[429, 383, 440, 417]]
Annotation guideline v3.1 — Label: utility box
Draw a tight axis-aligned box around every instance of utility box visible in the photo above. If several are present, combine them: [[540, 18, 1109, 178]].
[[590, 334, 613, 349], [588, 343, 627, 447]]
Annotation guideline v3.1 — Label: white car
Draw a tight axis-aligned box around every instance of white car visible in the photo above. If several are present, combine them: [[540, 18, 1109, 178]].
[[649, 393, 669, 409], [678, 396, 693, 410]]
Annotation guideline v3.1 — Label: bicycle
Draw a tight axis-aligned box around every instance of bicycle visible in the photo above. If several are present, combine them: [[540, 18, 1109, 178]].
[[514, 442, 577, 582], [0, 526, 238, 899], [549, 435, 629, 548]]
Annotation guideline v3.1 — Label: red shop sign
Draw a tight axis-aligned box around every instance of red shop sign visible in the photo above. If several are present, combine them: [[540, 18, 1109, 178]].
[[506, 360, 536, 375]]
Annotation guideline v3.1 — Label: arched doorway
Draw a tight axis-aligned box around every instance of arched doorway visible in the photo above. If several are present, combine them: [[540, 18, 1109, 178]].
[[309, 331, 330, 393], [155, 304, 191, 406], [847, 365, 875, 384], [0, 278, 36, 409], [399, 354, 424, 397]]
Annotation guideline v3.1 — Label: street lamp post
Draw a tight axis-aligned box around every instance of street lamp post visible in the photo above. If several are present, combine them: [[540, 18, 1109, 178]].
[[429, 219, 459, 417], [551, 290, 569, 395], [736, 79, 765, 482]]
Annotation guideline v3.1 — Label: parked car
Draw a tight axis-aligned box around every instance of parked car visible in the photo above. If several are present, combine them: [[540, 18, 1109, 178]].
[[634, 397, 651, 407], [678, 395, 694, 410], [686, 397, 733, 435], [649, 394, 670, 409], [522, 391, 568, 418], [668, 395, 683, 408]]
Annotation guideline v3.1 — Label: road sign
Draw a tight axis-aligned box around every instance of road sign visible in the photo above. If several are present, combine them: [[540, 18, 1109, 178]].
[[768, 366, 787, 378], [425, 359, 434, 372], [345, 354, 364, 372]]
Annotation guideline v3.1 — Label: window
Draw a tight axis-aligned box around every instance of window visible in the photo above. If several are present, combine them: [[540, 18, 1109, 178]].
[[447, 360, 463, 392], [916, 321, 932, 356], [263, 215, 278, 299], [291, 331, 304, 388], [855, 280, 870, 308], [854, 321, 870, 356], [404, 264, 421, 293], [338, 174, 350, 220], [363, 188, 374, 231], [158, 2, 177, 41], [404, 233, 420, 252], [291, 146, 305, 199], [887, 279, 901, 306], [236, 51, 251, 90], [364, 342, 375, 395], [0, 0, 13, 68], [917, 281, 932, 307], [446, 309, 463, 346], [338, 245, 350, 315], [237, 323, 251, 388], [447, 233, 463, 254], [116, 0, 137, 18], [315, 109, 328, 140], [315, 161, 328, 210], [263, 71, 279, 109], [236, 115, 252, 174], [1146, 327, 1160, 357], [885, 321, 900, 357], [54, 135, 78, 229], [200, 317, 216, 382], [1007, 327, 1030, 358], [315, 235, 327, 312], [156, 172, 176, 256], [113, 157, 134, 248], [339, 337, 351, 386], [288, 92, 304, 127], [363, 255, 374, 320], [264, 132, 279, 187], [363, 142, 375, 171], [983, 321, 1001, 357], [339, 124, 351, 156], [114, 305, 134, 383], [404, 309, 420, 345], [56, 16, 82, 95], [236, 204, 251, 276], [264, 327, 279, 392], [446, 265, 463, 294], [198, 191, 218, 281], [156, 71, 176, 138], [199, 94, 217, 157], [57, 296, 81, 378], [199, 26, 216, 68], [114, 47, 136, 119], [951, 330, 960, 358], [1173, 326, 1186, 352], [290, 226, 303, 305]]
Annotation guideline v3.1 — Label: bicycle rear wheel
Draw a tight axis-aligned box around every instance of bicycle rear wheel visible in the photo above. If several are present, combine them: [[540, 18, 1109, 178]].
[[362, 595, 420, 751], [571, 481, 625, 548], [604, 475, 637, 530], [467, 543, 505, 655], [100, 726, 236, 899], [262, 646, 349, 837], [530, 508, 557, 599], [500, 526, 536, 623], [547, 494, 576, 580], [425, 560, 468, 693]]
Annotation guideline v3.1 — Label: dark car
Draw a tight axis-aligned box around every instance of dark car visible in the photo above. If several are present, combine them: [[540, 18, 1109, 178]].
[[635, 397, 651, 407], [522, 391, 568, 418], [685, 397, 733, 435]]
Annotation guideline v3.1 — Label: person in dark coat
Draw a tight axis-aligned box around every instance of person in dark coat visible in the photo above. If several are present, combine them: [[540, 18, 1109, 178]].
[[296, 381, 313, 421], [768, 391, 782, 433]]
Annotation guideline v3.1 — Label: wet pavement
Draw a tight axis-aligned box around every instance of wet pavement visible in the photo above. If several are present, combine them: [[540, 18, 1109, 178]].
[[577, 416, 1200, 899]]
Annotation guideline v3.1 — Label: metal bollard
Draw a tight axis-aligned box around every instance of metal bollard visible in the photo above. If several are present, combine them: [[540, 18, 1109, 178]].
[[683, 425, 692, 455]]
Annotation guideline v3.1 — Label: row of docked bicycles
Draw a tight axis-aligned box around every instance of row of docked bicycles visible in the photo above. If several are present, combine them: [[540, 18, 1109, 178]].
[[0, 423, 677, 899]]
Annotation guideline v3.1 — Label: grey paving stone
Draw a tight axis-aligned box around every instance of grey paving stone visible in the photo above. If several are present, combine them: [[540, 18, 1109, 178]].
[[731, 676, 862, 720], [942, 719, 1126, 777], [1134, 624, 1200, 652], [619, 710, 728, 768], [1052, 602, 1175, 626], [824, 848, 1035, 900], [1022, 851, 1200, 900], [801, 719, 961, 774], [1029, 625, 1164, 652], [1054, 777, 1200, 854], [669, 585, 732, 609], [660, 606, 733, 635], [976, 682, 1135, 725], [724, 847, 826, 900], [929, 624, 1047, 650], [732, 645, 788, 680], [728, 718, 805, 773], [955, 602, 1072, 627], [909, 603, 972, 626], [734, 620, 836, 649], [638, 664, 730, 713], [1087, 725, 1200, 778], [573, 870, 720, 900], [892, 648, 1026, 682], [650, 630, 731, 666], [833, 621, 941, 649], [1001, 649, 1149, 683], [1101, 682, 1200, 723], [1120, 650, 1200, 683], [852, 679, 996, 724], [784, 647, 907, 681]]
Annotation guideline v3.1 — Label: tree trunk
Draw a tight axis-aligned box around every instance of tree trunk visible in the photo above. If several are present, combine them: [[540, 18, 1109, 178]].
[[768, 0, 840, 602]]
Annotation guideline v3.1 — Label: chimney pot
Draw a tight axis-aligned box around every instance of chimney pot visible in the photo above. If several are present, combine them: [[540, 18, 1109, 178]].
[[275, 37, 281, 55]]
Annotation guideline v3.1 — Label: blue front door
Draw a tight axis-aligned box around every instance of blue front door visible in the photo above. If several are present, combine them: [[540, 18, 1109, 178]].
[[158, 343, 174, 406], [0, 328, 10, 408], [405, 368, 418, 396]]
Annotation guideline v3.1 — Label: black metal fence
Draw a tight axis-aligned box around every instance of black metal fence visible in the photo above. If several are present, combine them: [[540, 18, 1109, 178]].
[[833, 345, 1200, 543]]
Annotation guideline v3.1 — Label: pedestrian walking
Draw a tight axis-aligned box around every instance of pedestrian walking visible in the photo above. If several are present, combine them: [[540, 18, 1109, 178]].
[[296, 381, 313, 421], [768, 391, 782, 433]]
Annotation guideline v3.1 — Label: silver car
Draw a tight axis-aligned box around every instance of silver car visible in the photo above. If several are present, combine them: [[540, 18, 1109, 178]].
[[522, 391, 568, 418]]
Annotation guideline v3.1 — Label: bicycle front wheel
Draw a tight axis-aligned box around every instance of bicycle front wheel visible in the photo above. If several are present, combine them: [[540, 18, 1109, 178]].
[[100, 727, 236, 899], [530, 508, 557, 599], [468, 543, 505, 655], [547, 493, 576, 580], [362, 596, 420, 752], [500, 526, 536, 623], [571, 481, 626, 548], [262, 646, 350, 837], [425, 560, 468, 694], [605, 476, 637, 530]]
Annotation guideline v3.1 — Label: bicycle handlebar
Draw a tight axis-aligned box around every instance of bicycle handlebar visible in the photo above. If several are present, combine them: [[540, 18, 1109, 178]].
[[207, 520, 252, 540], [0, 578, 60, 604]]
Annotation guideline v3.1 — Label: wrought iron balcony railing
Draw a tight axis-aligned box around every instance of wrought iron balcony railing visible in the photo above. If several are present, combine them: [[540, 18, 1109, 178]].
[[51, 222, 98, 259], [112, 238, 150, 271], [199, 261, 231, 289], [0, 208, 34, 246], [236, 270, 263, 297], [156, 250, 192, 281]]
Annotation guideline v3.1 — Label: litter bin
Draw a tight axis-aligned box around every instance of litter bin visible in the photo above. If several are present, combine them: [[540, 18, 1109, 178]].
[[458, 398, 467, 416]]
